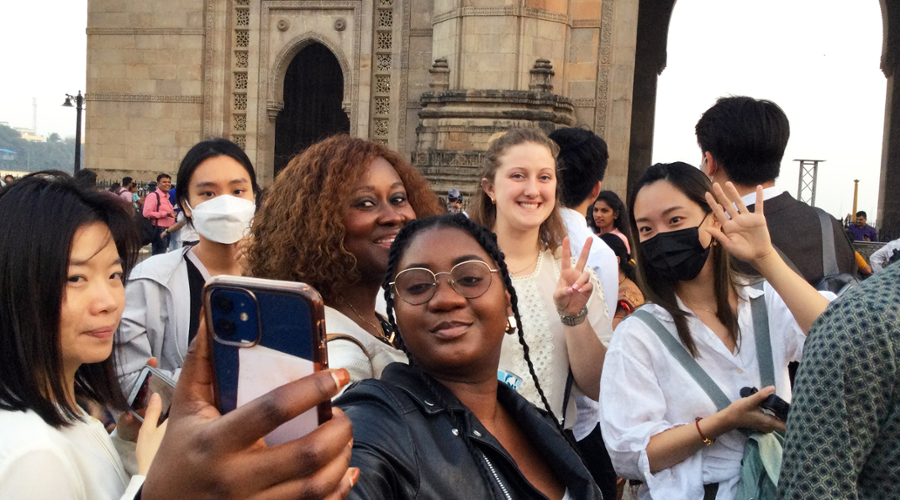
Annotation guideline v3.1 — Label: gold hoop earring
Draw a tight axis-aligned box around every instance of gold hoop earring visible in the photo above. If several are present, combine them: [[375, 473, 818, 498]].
[[505, 316, 517, 335]]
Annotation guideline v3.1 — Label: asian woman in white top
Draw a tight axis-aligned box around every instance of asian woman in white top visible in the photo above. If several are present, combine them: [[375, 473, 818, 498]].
[[468, 128, 611, 429], [247, 135, 442, 384], [599, 162, 832, 500], [0, 174, 166, 500]]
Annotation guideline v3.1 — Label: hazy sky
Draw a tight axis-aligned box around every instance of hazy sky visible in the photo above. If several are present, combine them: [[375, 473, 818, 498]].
[[0, 0, 889, 222], [653, 0, 887, 223]]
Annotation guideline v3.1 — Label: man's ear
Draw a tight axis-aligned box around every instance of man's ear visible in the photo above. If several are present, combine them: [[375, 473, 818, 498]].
[[589, 180, 602, 201], [702, 151, 722, 178]]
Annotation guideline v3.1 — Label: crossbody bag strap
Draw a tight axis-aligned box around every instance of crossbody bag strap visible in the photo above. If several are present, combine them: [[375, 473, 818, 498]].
[[632, 309, 732, 412], [749, 282, 775, 389], [814, 207, 839, 277], [561, 369, 575, 428]]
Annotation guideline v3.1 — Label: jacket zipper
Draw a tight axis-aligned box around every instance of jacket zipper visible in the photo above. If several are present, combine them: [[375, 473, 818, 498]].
[[482, 453, 513, 500]]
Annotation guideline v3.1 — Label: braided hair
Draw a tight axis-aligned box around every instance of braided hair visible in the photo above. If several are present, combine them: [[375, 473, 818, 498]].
[[381, 214, 563, 498]]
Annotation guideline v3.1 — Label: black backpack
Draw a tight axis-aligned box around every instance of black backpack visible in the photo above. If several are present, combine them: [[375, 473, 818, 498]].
[[136, 191, 160, 246], [813, 208, 858, 295]]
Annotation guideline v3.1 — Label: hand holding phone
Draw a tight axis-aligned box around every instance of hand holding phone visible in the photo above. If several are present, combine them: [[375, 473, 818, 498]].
[[127, 365, 177, 424], [204, 276, 330, 446], [740, 386, 790, 421]]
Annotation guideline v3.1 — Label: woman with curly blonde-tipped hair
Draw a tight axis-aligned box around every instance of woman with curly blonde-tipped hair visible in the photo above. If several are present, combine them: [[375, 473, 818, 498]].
[[248, 135, 442, 384]]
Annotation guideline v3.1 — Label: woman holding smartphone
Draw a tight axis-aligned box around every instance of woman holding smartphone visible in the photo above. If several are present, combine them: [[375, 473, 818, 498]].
[[468, 128, 611, 430], [600, 162, 832, 500], [248, 135, 441, 383], [337, 214, 603, 499], [117, 139, 260, 392], [0, 174, 166, 499]]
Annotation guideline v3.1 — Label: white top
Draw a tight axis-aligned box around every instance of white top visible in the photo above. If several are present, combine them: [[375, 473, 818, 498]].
[[739, 186, 785, 206], [499, 250, 612, 429], [600, 283, 833, 500], [325, 305, 408, 385], [560, 207, 619, 320], [870, 238, 900, 272], [0, 409, 144, 500]]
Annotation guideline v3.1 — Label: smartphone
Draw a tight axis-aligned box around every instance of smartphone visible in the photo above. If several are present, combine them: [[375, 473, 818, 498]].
[[740, 386, 790, 421], [204, 275, 329, 446], [126, 365, 176, 424]]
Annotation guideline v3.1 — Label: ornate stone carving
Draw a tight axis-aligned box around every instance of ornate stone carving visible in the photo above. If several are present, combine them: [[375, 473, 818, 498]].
[[529, 59, 554, 93], [333, 18, 346, 31], [85, 28, 204, 35], [85, 93, 203, 103], [433, 6, 567, 25], [266, 101, 284, 121], [595, 0, 615, 136], [277, 19, 290, 31], [429, 58, 450, 92], [234, 94, 248, 110], [409, 28, 433, 37]]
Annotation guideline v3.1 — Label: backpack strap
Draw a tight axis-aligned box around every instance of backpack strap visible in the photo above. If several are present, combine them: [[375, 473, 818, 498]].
[[632, 309, 732, 412], [750, 282, 774, 389], [814, 208, 839, 277]]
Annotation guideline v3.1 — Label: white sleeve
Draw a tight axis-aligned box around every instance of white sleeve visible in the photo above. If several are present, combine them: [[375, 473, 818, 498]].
[[586, 266, 614, 347], [870, 240, 900, 272], [600, 318, 683, 482], [327, 338, 374, 387], [587, 236, 619, 320], [0, 446, 83, 500]]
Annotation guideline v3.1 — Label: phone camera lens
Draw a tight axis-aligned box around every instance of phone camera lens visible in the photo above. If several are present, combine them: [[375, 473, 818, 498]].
[[215, 318, 237, 338], [213, 294, 233, 314]]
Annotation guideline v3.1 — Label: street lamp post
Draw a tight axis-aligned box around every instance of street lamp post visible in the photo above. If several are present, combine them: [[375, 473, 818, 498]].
[[62, 91, 84, 173]]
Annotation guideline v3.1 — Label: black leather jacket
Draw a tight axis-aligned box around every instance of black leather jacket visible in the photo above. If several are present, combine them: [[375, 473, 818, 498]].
[[336, 363, 603, 500]]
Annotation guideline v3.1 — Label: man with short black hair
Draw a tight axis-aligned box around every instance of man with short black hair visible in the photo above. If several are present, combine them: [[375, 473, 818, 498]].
[[447, 188, 463, 214], [695, 96, 855, 286], [143, 173, 176, 255], [116, 176, 134, 210], [849, 210, 878, 242]]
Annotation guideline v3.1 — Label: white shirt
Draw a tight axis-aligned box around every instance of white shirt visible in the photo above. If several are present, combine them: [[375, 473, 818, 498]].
[[325, 306, 408, 385], [600, 283, 833, 500], [739, 186, 785, 207], [870, 238, 900, 272], [0, 409, 144, 500], [499, 250, 612, 429], [560, 207, 619, 319]]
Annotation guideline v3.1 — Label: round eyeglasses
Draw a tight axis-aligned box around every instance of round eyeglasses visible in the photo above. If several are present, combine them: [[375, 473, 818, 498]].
[[390, 260, 499, 305]]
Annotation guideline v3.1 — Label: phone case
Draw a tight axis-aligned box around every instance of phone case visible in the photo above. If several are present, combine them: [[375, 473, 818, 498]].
[[127, 365, 177, 423], [204, 276, 329, 446]]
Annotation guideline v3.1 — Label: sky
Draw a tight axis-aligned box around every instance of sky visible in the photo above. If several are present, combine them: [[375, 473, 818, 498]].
[[652, 0, 888, 224], [0, 0, 889, 222]]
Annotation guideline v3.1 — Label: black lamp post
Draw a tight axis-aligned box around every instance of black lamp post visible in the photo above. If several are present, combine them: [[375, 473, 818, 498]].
[[62, 91, 84, 173]]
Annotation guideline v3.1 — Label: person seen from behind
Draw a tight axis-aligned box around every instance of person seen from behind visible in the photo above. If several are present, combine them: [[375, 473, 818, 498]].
[[597, 232, 644, 330]]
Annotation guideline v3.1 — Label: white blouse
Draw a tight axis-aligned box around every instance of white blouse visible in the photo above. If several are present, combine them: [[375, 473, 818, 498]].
[[325, 306, 408, 384], [600, 283, 833, 500], [499, 250, 612, 429], [0, 408, 144, 500]]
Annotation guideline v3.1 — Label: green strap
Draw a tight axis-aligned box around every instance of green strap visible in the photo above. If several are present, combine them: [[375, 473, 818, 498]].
[[750, 282, 774, 388], [632, 309, 732, 412], [633, 285, 775, 413]]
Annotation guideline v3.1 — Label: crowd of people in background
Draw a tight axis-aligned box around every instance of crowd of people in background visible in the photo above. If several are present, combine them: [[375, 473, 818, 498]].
[[1, 94, 898, 500]]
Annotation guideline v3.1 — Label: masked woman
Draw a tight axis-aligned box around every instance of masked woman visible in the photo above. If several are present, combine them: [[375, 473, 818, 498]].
[[337, 214, 603, 500], [599, 162, 832, 500], [116, 139, 259, 391]]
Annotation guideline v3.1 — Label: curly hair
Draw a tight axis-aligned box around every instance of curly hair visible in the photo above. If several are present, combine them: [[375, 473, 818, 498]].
[[247, 135, 442, 301], [468, 127, 568, 252]]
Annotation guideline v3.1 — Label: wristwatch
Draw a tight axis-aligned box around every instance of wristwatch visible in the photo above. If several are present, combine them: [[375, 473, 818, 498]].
[[559, 306, 588, 326]]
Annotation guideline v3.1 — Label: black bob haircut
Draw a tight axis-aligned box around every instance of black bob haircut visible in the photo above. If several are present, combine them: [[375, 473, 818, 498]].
[[549, 127, 609, 208], [175, 138, 260, 220], [695, 96, 790, 186], [0, 172, 138, 428]]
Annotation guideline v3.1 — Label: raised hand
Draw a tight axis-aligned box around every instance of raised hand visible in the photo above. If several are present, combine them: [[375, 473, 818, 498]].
[[553, 237, 593, 316], [704, 182, 775, 266]]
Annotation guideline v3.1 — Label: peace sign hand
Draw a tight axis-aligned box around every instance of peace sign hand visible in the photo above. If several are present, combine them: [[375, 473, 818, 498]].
[[704, 182, 776, 266], [553, 237, 594, 316]]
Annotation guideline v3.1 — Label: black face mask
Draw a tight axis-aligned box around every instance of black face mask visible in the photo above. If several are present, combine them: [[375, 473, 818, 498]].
[[640, 214, 711, 282]]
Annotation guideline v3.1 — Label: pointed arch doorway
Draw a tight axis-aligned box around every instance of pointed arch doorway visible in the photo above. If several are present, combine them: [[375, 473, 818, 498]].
[[274, 43, 350, 175]]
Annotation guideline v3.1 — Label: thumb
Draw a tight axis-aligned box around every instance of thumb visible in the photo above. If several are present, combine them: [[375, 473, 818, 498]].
[[749, 386, 775, 404], [146, 357, 159, 369], [141, 393, 163, 429]]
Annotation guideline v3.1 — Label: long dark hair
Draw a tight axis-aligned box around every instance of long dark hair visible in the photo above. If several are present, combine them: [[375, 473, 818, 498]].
[[382, 214, 559, 500], [588, 191, 632, 243], [598, 232, 636, 282], [175, 138, 261, 220], [628, 163, 740, 357], [0, 172, 138, 427]]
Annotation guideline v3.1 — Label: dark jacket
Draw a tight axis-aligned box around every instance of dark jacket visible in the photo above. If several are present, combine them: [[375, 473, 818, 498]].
[[336, 363, 603, 500], [737, 192, 856, 285]]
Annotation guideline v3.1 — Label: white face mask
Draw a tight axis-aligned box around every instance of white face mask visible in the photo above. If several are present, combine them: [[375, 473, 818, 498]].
[[185, 195, 256, 244]]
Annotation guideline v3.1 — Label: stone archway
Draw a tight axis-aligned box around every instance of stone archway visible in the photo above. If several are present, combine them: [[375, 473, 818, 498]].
[[629, 0, 900, 237], [273, 43, 350, 175]]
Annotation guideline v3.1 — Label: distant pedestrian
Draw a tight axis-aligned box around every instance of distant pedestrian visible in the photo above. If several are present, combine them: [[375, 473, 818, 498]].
[[73, 168, 98, 191], [848, 210, 878, 241], [142, 173, 176, 255], [447, 188, 463, 213], [3, 175, 13, 185]]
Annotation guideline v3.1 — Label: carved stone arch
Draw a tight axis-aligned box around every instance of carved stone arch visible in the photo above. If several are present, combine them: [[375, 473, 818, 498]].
[[269, 32, 353, 119]]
